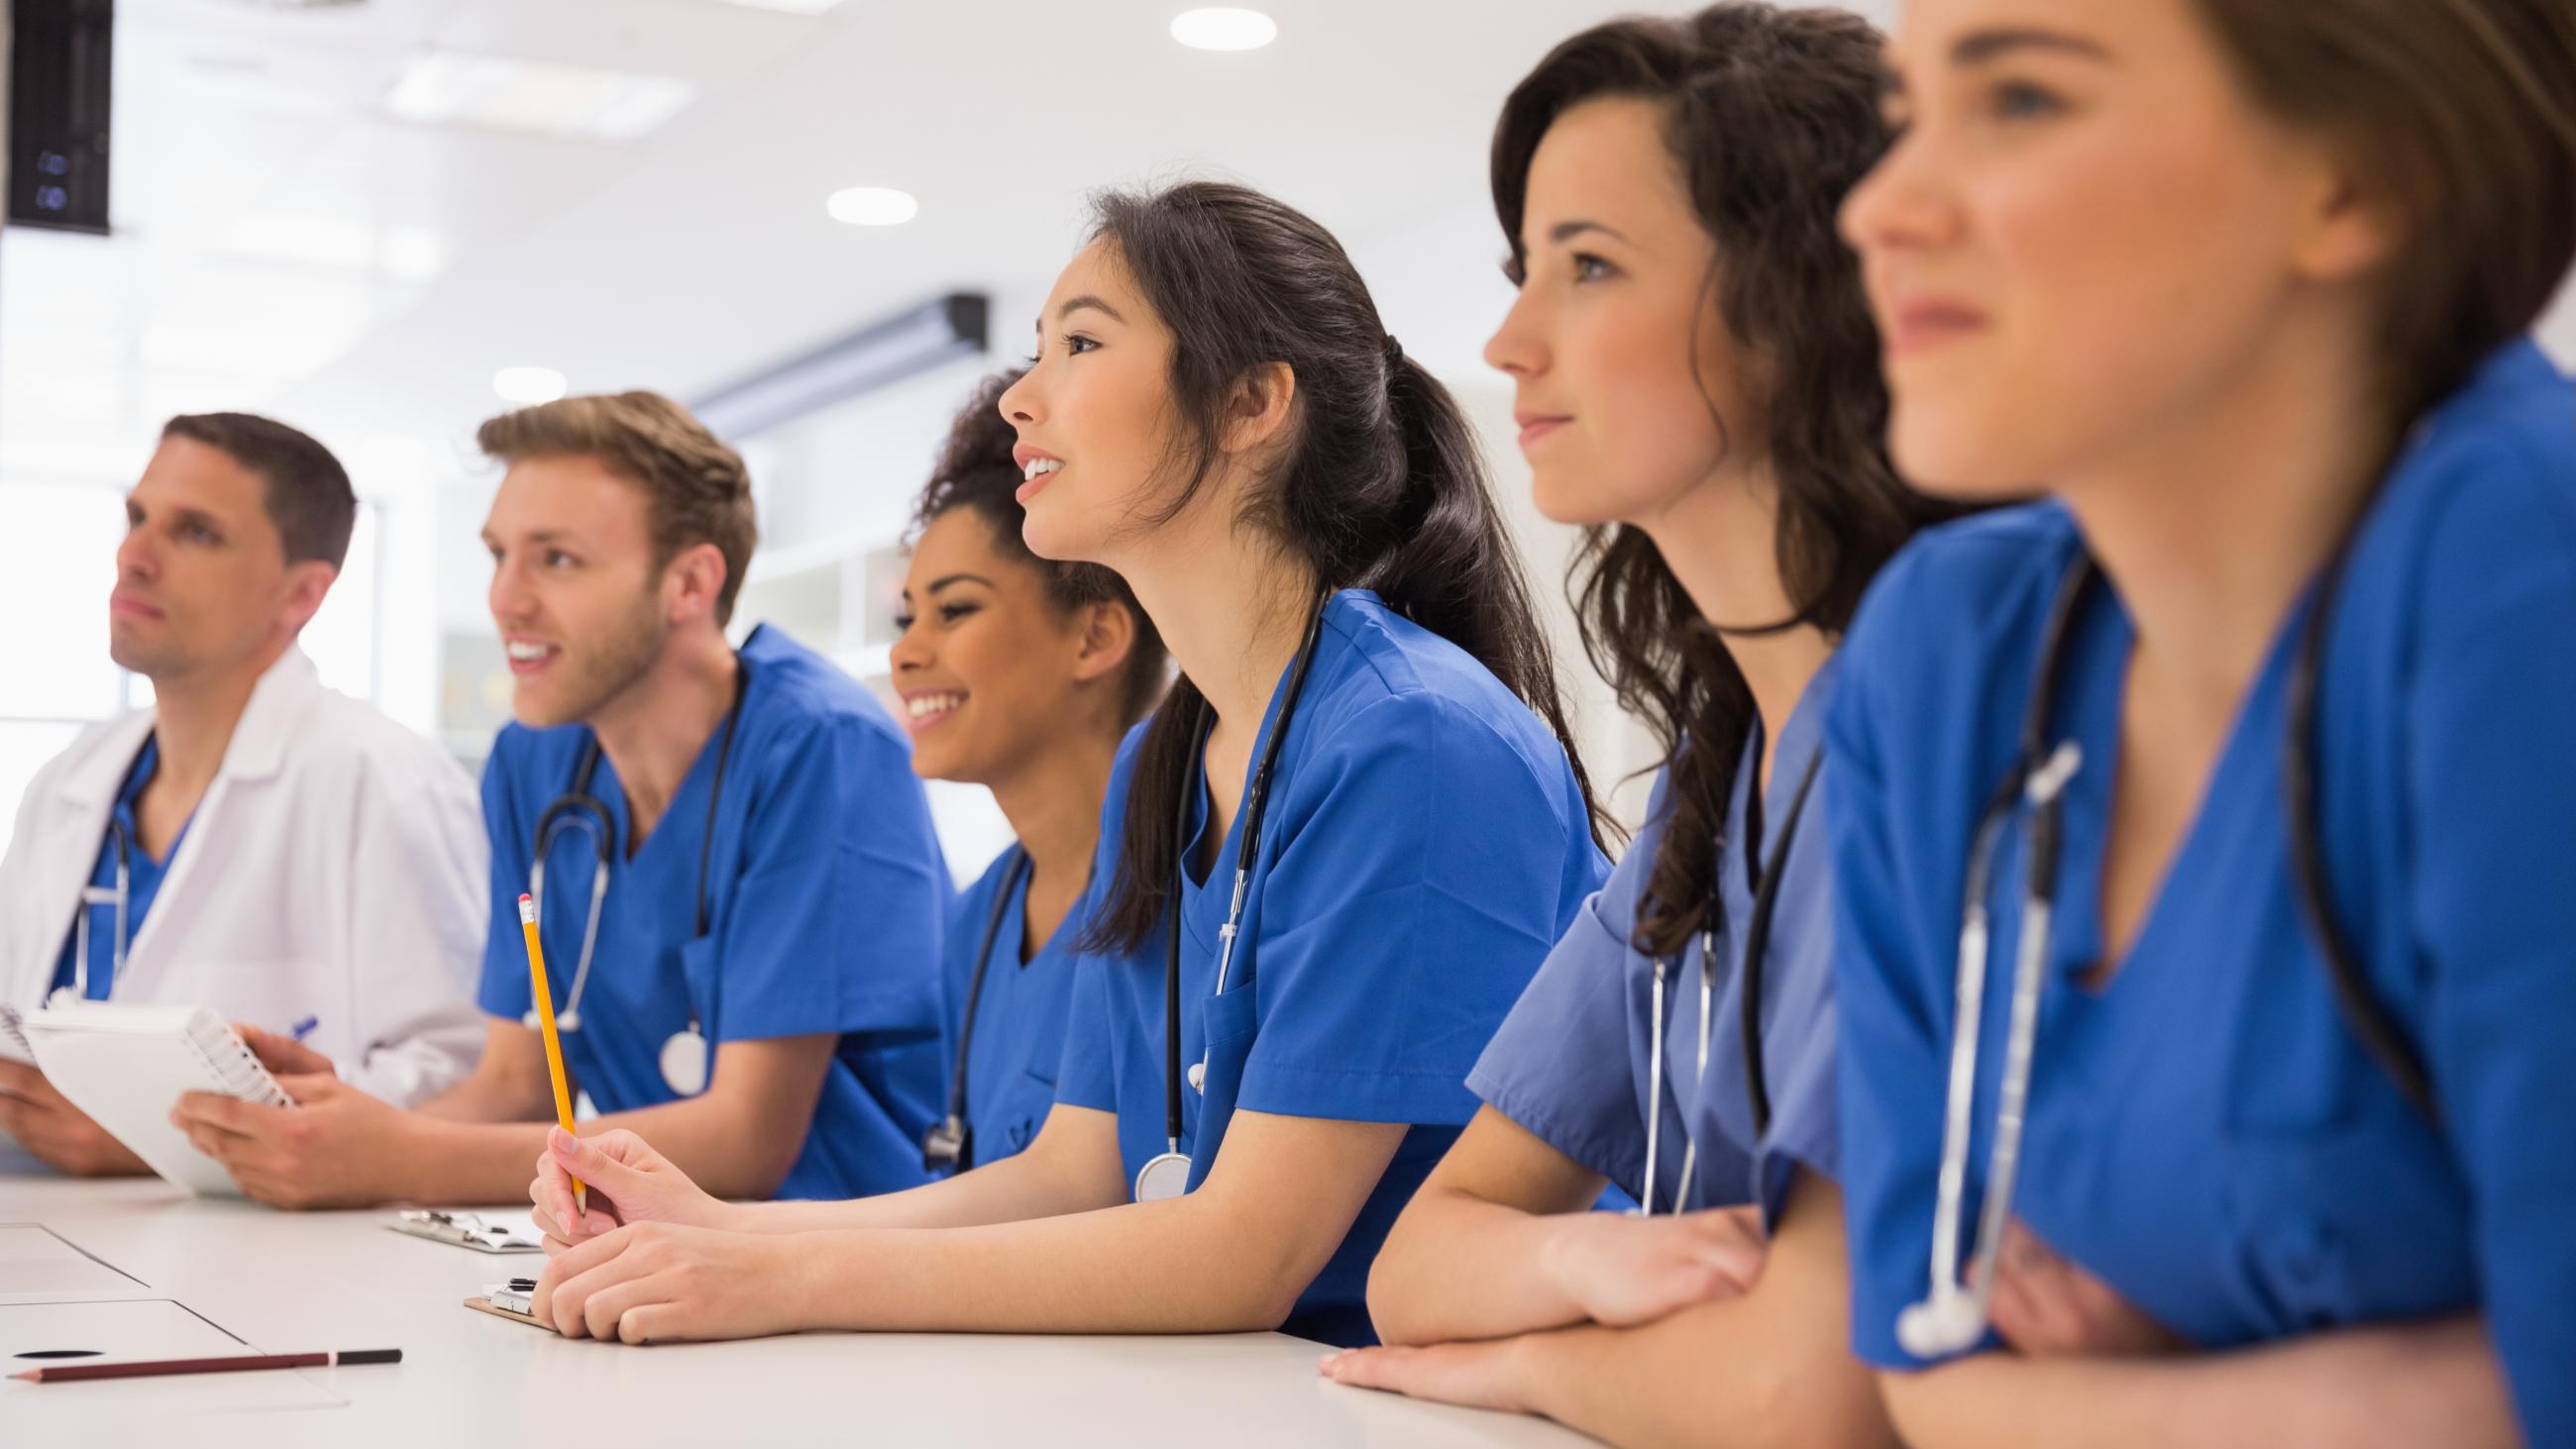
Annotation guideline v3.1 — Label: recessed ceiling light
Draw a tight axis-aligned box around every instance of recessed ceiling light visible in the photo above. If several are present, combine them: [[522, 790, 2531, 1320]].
[[825, 187, 918, 227], [711, 0, 849, 12], [1170, 7, 1276, 52], [492, 366, 569, 404], [385, 52, 696, 141]]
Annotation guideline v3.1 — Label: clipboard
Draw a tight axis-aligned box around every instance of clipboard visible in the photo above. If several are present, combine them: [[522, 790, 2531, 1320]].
[[463, 1294, 553, 1333], [391, 1210, 544, 1254]]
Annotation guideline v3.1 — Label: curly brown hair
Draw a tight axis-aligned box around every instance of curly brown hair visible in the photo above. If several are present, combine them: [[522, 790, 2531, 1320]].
[[1494, 3, 1955, 960]]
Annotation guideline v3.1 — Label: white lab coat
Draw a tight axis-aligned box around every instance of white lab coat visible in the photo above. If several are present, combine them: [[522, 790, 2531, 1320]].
[[0, 648, 485, 1105]]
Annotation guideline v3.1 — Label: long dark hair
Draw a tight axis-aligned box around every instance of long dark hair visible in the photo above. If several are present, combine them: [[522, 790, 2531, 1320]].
[[909, 366, 1168, 725], [1495, 5, 1952, 959], [1080, 180, 1607, 955]]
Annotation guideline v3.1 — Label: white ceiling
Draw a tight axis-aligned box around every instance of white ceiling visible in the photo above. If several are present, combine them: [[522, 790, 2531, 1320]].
[[5, 0, 2563, 500], [1, 0, 1678, 489]]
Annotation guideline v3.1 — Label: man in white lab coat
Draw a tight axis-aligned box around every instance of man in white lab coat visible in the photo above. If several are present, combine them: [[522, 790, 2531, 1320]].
[[0, 413, 485, 1175]]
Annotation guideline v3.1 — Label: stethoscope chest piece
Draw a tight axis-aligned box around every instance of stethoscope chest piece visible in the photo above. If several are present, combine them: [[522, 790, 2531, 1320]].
[[1895, 1288, 1990, 1359], [1133, 1149, 1191, 1203], [658, 1025, 710, 1097]]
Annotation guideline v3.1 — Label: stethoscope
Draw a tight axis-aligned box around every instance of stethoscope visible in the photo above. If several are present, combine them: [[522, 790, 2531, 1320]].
[[1895, 547, 2429, 1358], [921, 845, 1031, 1175], [68, 819, 136, 1001], [1134, 597, 1329, 1203], [1636, 745, 1822, 1217], [525, 659, 749, 1099]]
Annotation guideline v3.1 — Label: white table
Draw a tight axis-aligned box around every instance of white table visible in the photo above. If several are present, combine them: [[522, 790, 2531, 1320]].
[[0, 1158, 1591, 1448]]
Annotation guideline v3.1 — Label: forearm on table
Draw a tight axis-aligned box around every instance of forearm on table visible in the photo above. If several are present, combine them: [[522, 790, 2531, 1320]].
[[783, 1190, 1322, 1334], [736, 1143, 1117, 1234], [1884, 1315, 2513, 1449], [409, 1092, 800, 1205], [1510, 1292, 1898, 1449], [584, 1093, 811, 1200], [1368, 1185, 1595, 1345]]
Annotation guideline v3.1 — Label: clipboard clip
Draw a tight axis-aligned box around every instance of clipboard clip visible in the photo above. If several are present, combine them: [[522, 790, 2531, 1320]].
[[393, 1210, 540, 1252]]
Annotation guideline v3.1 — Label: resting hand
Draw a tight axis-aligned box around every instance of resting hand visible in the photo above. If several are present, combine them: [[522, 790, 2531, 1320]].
[[1538, 1204, 1767, 1328], [1321, 1339, 1533, 1415], [530, 1127, 734, 1247], [1988, 1220, 2186, 1357], [0, 1060, 148, 1177], [170, 1072, 411, 1209], [531, 1219, 807, 1344]]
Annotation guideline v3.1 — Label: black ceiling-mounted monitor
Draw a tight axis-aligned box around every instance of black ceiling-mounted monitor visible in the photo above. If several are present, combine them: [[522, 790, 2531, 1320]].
[[9, 0, 115, 236]]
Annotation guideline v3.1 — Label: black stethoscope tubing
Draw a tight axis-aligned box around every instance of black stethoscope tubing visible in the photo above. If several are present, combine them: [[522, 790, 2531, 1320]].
[[922, 845, 1030, 1174], [527, 658, 750, 1032], [1154, 598, 1331, 1167], [1896, 540, 2426, 1357], [1637, 738, 1821, 1216]]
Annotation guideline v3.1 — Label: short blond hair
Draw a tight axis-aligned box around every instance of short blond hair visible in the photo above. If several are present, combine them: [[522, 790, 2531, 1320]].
[[478, 391, 759, 624]]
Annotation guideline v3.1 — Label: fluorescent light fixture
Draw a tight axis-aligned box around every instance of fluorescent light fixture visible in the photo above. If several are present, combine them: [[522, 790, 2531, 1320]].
[[712, 0, 850, 12], [1171, 7, 1276, 51], [825, 186, 918, 227], [385, 52, 697, 141], [693, 293, 988, 440], [492, 366, 569, 404]]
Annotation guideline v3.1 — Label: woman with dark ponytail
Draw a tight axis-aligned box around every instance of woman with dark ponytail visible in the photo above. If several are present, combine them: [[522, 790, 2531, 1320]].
[[517, 180, 1610, 1350], [1329, 7, 1942, 1443]]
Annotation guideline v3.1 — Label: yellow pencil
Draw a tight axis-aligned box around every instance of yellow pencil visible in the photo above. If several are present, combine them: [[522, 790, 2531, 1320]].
[[517, 892, 586, 1216]]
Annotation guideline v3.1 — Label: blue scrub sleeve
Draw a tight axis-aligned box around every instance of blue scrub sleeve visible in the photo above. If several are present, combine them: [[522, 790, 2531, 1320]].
[[474, 744, 537, 1022], [1751, 825, 1845, 1221], [1466, 822, 1659, 1192], [711, 716, 944, 1046], [2407, 465, 2576, 1445], [1051, 946, 1120, 1113], [1235, 691, 1582, 1126], [1825, 551, 1992, 1370]]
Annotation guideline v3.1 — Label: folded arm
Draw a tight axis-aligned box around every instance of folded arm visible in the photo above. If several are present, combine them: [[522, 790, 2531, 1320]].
[[1881, 1315, 2514, 1449], [1335, 1174, 1895, 1449], [1367, 1104, 1762, 1345]]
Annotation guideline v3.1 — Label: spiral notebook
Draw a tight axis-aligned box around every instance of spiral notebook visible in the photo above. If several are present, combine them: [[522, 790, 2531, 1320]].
[[0, 1004, 34, 1066], [21, 1002, 295, 1196]]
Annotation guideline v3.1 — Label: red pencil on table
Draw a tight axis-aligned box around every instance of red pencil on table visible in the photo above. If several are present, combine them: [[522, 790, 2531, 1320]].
[[11, 1348, 401, 1383]]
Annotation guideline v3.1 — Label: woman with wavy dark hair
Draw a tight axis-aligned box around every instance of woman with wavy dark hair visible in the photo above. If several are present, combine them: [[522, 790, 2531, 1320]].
[[1329, 6, 1945, 1444], [515, 180, 1610, 1350]]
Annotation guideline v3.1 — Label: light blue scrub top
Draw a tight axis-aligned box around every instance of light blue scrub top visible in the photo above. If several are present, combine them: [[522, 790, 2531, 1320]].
[[1052, 589, 1609, 1347], [1827, 340, 2576, 1444], [1470, 661, 1840, 1224], [51, 735, 192, 1000], [477, 624, 948, 1200], [935, 844, 1079, 1170]]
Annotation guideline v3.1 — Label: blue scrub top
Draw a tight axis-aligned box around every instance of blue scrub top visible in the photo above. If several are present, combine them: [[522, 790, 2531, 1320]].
[[1827, 340, 2576, 1444], [1470, 661, 1840, 1224], [1052, 589, 1609, 1347], [936, 844, 1081, 1170], [477, 624, 948, 1200], [51, 735, 192, 1000]]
